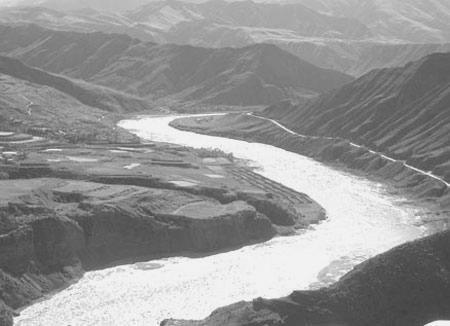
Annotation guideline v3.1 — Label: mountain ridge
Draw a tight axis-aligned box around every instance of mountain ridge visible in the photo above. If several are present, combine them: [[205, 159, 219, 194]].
[[0, 55, 152, 113], [262, 51, 450, 182], [2, 1, 450, 76], [0, 24, 353, 107], [296, 0, 450, 43]]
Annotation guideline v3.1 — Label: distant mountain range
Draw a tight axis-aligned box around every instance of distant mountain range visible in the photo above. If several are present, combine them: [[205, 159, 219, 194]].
[[0, 0, 149, 12], [1, 0, 450, 76], [127, 0, 371, 40], [296, 0, 450, 43], [0, 24, 352, 107], [263, 52, 450, 181], [5, 0, 450, 44]]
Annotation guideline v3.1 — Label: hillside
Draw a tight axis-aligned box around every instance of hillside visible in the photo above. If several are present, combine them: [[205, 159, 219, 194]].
[[1, 1, 450, 76], [0, 69, 137, 143], [0, 24, 353, 106], [275, 40, 450, 77], [0, 55, 152, 113], [263, 52, 450, 182]]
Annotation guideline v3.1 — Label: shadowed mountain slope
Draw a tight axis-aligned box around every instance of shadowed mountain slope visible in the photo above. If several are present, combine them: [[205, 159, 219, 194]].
[[0, 55, 152, 113], [0, 24, 353, 106], [263, 52, 450, 181]]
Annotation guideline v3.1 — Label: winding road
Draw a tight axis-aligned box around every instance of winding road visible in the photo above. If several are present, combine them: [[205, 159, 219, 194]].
[[248, 113, 450, 188]]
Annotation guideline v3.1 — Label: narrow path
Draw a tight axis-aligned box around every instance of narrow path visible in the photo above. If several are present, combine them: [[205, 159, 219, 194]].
[[21, 95, 34, 116], [247, 113, 450, 188]]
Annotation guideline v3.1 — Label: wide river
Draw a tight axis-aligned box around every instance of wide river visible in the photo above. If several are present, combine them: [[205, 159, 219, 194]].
[[15, 115, 429, 326]]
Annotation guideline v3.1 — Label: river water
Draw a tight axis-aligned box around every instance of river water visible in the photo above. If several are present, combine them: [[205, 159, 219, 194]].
[[15, 115, 429, 326]]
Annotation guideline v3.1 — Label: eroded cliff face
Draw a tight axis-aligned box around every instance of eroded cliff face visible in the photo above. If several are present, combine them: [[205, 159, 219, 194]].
[[0, 173, 323, 319], [162, 230, 450, 326], [0, 183, 273, 309], [0, 137, 327, 321], [0, 209, 85, 326], [73, 198, 275, 269], [0, 212, 84, 309]]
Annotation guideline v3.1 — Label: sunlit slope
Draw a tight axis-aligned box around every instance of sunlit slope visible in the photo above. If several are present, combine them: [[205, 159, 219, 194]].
[[264, 52, 450, 181]]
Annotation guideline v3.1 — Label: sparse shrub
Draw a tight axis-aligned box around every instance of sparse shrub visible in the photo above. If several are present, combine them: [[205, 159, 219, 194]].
[[195, 147, 234, 161]]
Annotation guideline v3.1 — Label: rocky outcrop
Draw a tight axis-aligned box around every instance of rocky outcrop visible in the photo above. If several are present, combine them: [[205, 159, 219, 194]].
[[162, 229, 450, 326], [0, 213, 85, 310], [73, 199, 275, 269]]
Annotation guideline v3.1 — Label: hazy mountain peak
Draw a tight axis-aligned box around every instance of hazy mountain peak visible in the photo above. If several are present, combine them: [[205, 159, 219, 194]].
[[1, 0, 450, 78], [296, 0, 450, 42], [0, 0, 150, 12]]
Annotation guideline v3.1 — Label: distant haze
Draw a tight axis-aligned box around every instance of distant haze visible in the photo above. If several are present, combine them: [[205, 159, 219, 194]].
[[0, 0, 214, 10], [1, 0, 449, 74]]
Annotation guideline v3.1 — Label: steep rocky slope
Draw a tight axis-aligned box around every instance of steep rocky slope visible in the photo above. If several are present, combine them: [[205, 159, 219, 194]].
[[263, 52, 450, 183], [163, 229, 450, 326], [0, 24, 353, 106]]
